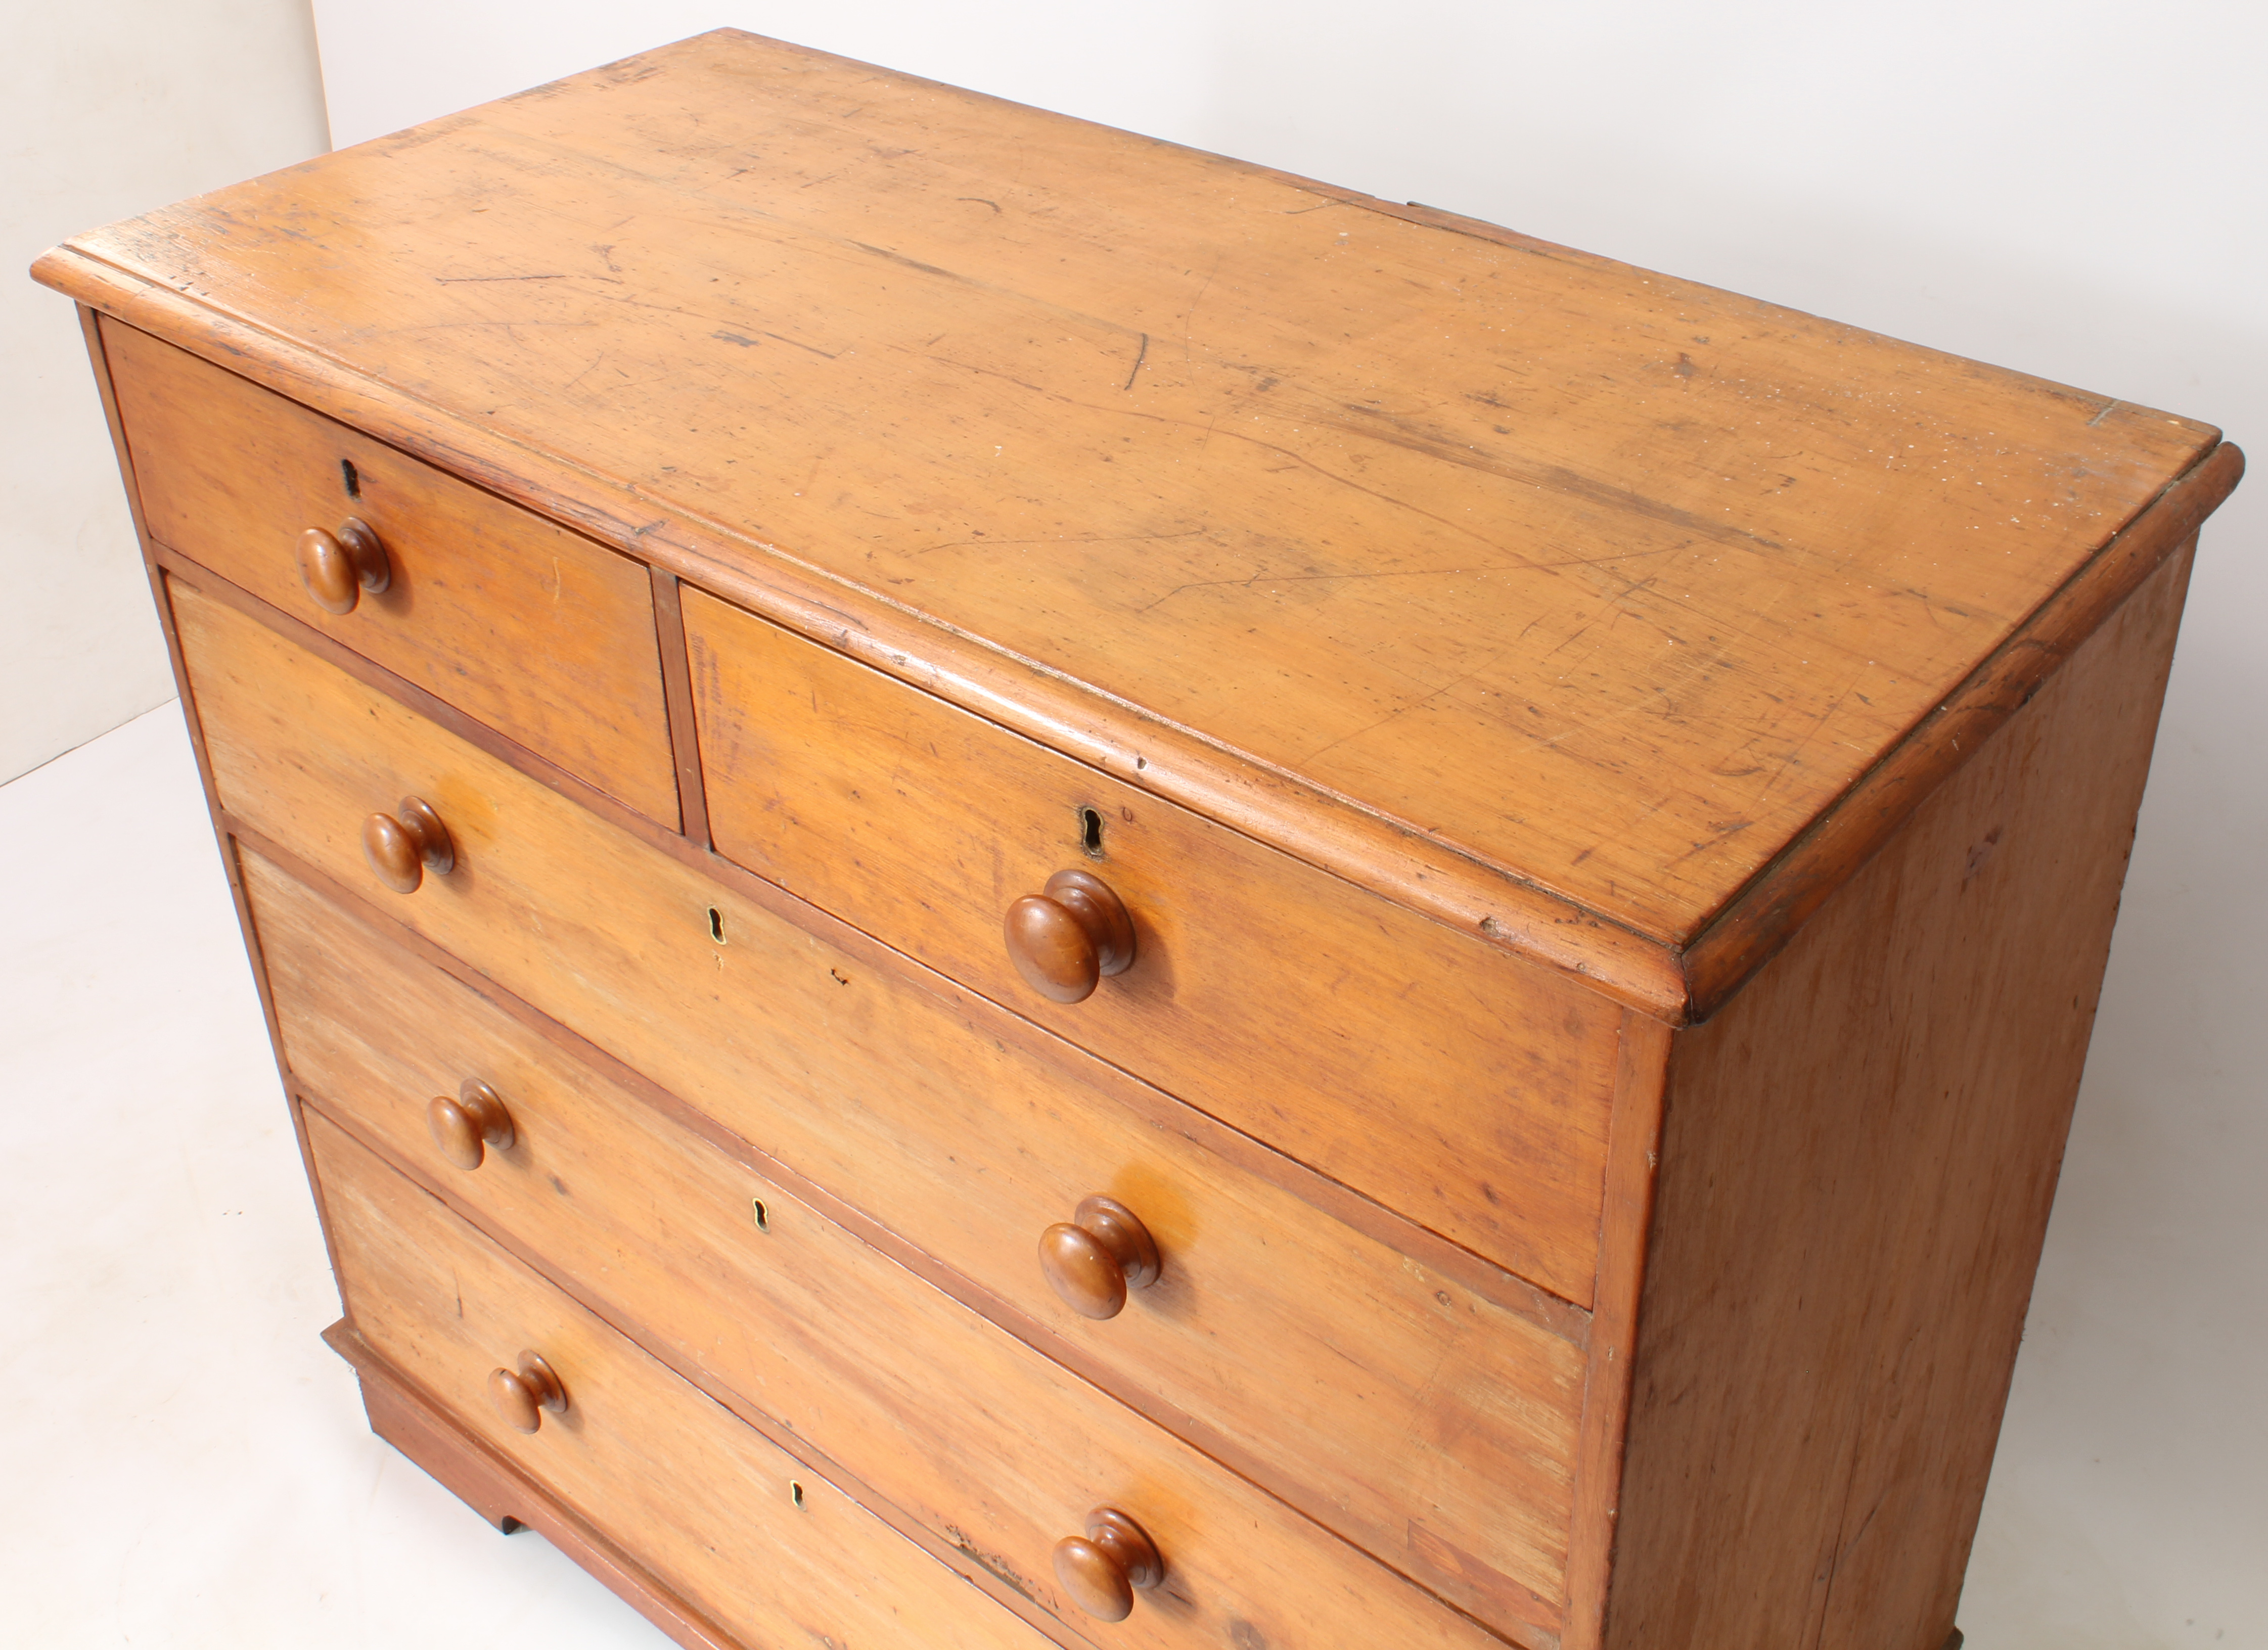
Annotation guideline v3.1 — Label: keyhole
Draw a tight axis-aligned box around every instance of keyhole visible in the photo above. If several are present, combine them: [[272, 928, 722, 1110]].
[[708, 906, 727, 944], [340, 458, 360, 497], [1078, 806, 1104, 858]]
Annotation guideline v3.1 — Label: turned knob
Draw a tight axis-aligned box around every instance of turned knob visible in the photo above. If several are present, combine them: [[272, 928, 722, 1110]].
[[428, 1078, 515, 1170], [489, 1351, 567, 1434], [362, 795, 454, 893], [1038, 1196, 1159, 1320], [1053, 1507, 1164, 1622], [296, 518, 390, 615], [1003, 869, 1135, 1003]]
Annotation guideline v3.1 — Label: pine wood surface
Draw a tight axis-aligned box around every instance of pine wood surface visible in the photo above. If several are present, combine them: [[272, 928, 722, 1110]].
[[1560, 1011, 1673, 1650], [46, 33, 2243, 1647], [309, 1099, 1545, 1649], [73, 303, 386, 1374], [1599, 541, 2196, 1648], [307, 1111, 1064, 1650], [649, 568, 713, 846], [329, 1322, 747, 1650], [32, 30, 2239, 1017], [183, 578, 1589, 1633], [158, 547, 1580, 1339], [687, 585, 1617, 1300], [101, 320, 680, 826], [246, 844, 1585, 1632]]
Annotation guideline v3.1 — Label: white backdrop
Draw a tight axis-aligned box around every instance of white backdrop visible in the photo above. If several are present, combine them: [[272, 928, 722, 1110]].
[[3, 0, 329, 782], [310, 6, 2266, 1645]]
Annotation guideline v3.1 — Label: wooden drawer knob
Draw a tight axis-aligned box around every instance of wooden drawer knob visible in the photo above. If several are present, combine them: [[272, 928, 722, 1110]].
[[362, 795, 454, 893], [296, 518, 390, 615], [1004, 869, 1135, 1003], [488, 1351, 567, 1434], [1053, 1506, 1163, 1622], [428, 1078, 515, 1170], [1038, 1196, 1159, 1319]]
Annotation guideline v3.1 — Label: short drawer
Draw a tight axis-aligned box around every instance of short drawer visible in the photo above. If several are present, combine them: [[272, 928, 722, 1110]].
[[103, 318, 678, 824], [290, 930, 1552, 1650], [305, 1109, 1054, 1650], [188, 576, 1583, 1635], [683, 586, 1620, 1304]]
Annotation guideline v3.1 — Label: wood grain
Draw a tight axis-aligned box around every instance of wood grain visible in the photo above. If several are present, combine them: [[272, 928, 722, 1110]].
[[328, 1321, 746, 1650], [649, 568, 711, 848], [1561, 1011, 1672, 1650], [159, 546, 1579, 1335], [688, 584, 1619, 1300], [1600, 540, 2196, 1649], [191, 587, 1586, 1633], [33, 31, 2238, 1013], [101, 319, 679, 827], [76, 304, 374, 1334], [308, 1098, 1539, 1649], [1681, 442, 2242, 1017], [308, 1112, 1061, 1650], [51, 35, 2239, 1642]]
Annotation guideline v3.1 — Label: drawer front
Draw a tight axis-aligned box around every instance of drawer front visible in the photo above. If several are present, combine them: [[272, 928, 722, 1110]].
[[188, 577, 1583, 1633], [682, 587, 1620, 1305], [305, 1109, 1054, 1650], [282, 895, 1553, 1650], [104, 319, 678, 824]]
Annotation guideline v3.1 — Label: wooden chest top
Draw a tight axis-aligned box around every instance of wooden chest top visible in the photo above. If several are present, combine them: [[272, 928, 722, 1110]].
[[38, 28, 2237, 1019]]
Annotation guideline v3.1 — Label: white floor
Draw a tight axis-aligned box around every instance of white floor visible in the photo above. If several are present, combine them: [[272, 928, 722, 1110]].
[[0, 703, 655, 1647], [3, 701, 2260, 1646]]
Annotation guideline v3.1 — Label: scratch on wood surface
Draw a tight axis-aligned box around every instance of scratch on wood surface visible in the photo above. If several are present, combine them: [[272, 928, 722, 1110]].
[[1184, 253, 1222, 364], [1755, 682, 1856, 804], [2087, 399, 2120, 427], [846, 239, 966, 284], [1298, 647, 1515, 764], [1530, 624, 1688, 756], [1143, 547, 1676, 615], [434, 272, 566, 283], [1662, 818, 1757, 869], [1318, 399, 1788, 558], [762, 331, 837, 359], [1122, 332, 1148, 391], [561, 351, 609, 393], [916, 527, 1204, 559], [921, 350, 1560, 566], [1532, 570, 1669, 668]]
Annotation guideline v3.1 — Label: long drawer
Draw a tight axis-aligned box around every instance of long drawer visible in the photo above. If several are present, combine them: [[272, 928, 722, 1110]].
[[306, 1108, 1055, 1649], [103, 320, 679, 824], [187, 573, 1583, 1636], [685, 585, 1621, 1305], [281, 897, 1547, 1650]]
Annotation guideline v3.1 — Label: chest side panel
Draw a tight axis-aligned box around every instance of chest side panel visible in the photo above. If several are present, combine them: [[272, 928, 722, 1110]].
[[1602, 540, 2195, 1650]]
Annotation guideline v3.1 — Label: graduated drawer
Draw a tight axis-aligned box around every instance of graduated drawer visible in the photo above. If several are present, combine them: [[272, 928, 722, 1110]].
[[305, 1108, 1053, 1650], [683, 588, 1619, 1304], [277, 873, 1554, 1650], [101, 319, 679, 824], [183, 574, 1584, 1637]]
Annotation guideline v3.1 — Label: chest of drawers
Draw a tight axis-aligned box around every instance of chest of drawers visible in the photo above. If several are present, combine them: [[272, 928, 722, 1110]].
[[37, 29, 2241, 1650]]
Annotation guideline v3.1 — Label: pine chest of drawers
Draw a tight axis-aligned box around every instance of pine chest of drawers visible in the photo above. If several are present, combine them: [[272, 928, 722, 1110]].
[[37, 29, 2242, 1650]]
